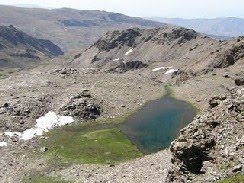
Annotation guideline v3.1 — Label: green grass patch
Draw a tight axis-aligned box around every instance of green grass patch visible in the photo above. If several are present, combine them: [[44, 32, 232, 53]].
[[217, 174, 244, 183], [43, 127, 142, 164], [164, 84, 174, 96], [0, 73, 7, 79]]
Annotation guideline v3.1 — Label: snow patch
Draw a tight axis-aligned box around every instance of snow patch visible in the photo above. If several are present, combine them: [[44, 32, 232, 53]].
[[165, 69, 178, 75], [4, 112, 74, 141], [4, 132, 22, 137], [113, 58, 120, 62], [152, 67, 165, 72], [0, 142, 7, 147], [82, 68, 96, 70], [152, 66, 173, 72], [125, 48, 133, 56]]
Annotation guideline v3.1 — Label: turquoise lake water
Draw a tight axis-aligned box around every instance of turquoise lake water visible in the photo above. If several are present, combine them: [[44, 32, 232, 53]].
[[120, 95, 196, 154]]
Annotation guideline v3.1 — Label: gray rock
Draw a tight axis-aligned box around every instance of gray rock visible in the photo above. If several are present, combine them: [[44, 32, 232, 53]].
[[232, 164, 242, 173]]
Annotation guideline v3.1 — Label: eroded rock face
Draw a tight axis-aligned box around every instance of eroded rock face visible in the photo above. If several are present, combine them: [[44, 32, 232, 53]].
[[94, 28, 141, 52], [168, 87, 244, 182], [165, 28, 198, 43], [235, 72, 244, 86], [171, 70, 196, 84], [235, 78, 244, 86], [0, 96, 52, 132], [50, 68, 79, 78], [59, 90, 101, 120], [213, 40, 244, 68], [108, 61, 148, 73]]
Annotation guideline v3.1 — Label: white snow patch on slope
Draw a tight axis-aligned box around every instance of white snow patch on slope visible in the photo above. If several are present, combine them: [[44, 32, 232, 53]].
[[152, 66, 173, 72], [4, 112, 74, 141], [113, 58, 120, 62], [0, 142, 7, 147], [4, 132, 22, 137], [152, 67, 165, 72], [165, 69, 178, 75], [125, 48, 133, 56]]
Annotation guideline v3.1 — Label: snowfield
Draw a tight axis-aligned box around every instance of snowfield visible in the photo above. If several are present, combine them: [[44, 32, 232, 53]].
[[0, 141, 7, 147], [113, 58, 120, 61], [4, 112, 74, 141], [152, 67, 165, 72], [165, 69, 178, 75]]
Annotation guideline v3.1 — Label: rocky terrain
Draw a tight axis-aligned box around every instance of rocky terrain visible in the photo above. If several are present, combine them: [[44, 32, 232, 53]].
[[0, 25, 63, 68], [0, 5, 164, 51], [0, 25, 243, 183], [74, 26, 244, 75], [168, 86, 244, 182]]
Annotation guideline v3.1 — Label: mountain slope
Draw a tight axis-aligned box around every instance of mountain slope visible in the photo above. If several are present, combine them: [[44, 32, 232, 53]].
[[146, 17, 244, 38], [0, 5, 164, 51], [73, 26, 244, 74], [0, 25, 63, 68]]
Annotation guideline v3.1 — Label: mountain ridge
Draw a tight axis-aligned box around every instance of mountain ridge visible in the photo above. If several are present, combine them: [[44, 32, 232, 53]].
[[0, 25, 63, 68], [0, 5, 164, 51], [73, 26, 244, 75], [146, 17, 244, 38]]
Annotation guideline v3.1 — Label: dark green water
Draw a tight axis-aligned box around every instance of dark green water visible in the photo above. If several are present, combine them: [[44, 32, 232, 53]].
[[120, 95, 196, 154]]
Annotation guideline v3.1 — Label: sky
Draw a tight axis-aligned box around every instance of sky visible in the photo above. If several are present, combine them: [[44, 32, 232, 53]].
[[0, 0, 243, 19]]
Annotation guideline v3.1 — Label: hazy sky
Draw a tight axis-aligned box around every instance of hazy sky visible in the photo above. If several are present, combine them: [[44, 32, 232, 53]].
[[0, 0, 243, 18]]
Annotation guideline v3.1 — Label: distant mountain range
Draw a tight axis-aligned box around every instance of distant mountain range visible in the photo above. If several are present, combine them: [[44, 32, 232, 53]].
[[146, 17, 244, 39], [0, 25, 63, 68], [0, 5, 164, 51]]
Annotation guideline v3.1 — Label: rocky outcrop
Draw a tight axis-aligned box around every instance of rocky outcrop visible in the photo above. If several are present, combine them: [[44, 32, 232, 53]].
[[213, 39, 244, 68], [94, 28, 141, 52], [0, 96, 53, 132], [235, 78, 244, 86], [168, 87, 244, 182], [235, 72, 244, 86], [51, 68, 79, 78], [163, 28, 198, 43], [108, 61, 148, 73], [171, 70, 196, 84], [59, 90, 101, 120]]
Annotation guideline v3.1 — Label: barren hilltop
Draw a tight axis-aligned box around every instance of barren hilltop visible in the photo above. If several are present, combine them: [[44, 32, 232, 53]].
[[0, 5, 164, 51]]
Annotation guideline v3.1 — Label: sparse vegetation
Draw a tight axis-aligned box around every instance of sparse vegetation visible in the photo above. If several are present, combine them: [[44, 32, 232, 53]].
[[0, 73, 7, 79], [24, 175, 70, 183], [164, 84, 174, 96], [217, 174, 244, 183]]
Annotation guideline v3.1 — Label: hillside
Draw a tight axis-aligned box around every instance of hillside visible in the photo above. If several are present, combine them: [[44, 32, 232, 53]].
[[0, 5, 164, 51], [73, 26, 244, 75], [146, 17, 244, 38], [0, 25, 63, 68]]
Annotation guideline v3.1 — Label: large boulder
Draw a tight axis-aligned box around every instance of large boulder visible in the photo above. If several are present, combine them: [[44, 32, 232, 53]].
[[59, 90, 101, 120], [108, 60, 148, 73], [235, 77, 244, 86], [168, 88, 244, 182]]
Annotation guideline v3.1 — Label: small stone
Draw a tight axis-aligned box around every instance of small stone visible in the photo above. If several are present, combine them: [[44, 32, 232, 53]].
[[3, 103, 9, 108], [232, 164, 242, 172], [40, 147, 48, 152], [223, 73, 229, 78]]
